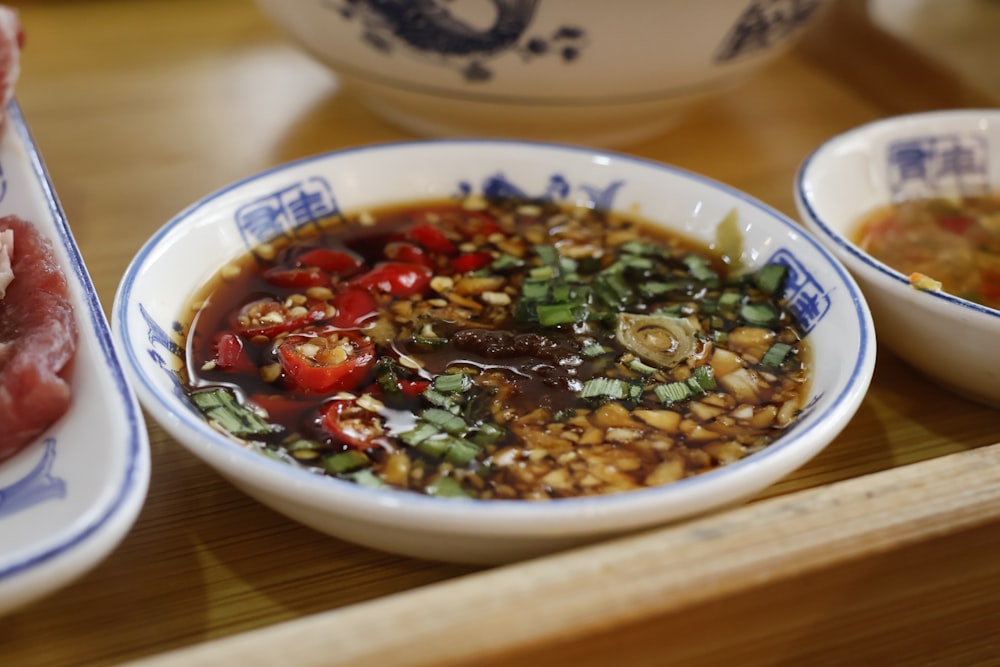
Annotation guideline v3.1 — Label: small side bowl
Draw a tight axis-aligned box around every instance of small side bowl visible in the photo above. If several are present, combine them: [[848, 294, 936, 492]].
[[114, 140, 875, 564], [795, 109, 1000, 409]]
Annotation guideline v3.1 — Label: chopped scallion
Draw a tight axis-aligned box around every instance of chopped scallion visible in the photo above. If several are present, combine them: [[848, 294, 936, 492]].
[[426, 476, 471, 498], [420, 408, 468, 435], [740, 301, 780, 327], [321, 450, 369, 474], [579, 377, 632, 400], [760, 342, 793, 369], [753, 263, 789, 296], [191, 388, 273, 438], [655, 382, 692, 404], [433, 372, 471, 393]]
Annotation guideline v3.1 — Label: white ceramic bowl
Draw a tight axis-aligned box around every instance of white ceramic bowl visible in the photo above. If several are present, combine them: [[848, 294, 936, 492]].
[[796, 109, 1000, 409], [254, 0, 832, 147], [113, 139, 875, 564]]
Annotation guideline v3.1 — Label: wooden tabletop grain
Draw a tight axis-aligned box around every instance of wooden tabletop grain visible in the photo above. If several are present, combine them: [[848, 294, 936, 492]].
[[1, 1, 998, 666]]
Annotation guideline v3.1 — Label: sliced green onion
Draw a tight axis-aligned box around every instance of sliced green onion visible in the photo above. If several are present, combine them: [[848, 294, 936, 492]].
[[760, 342, 793, 369], [399, 422, 440, 447], [718, 291, 741, 313], [433, 372, 471, 393], [753, 263, 789, 296], [420, 388, 459, 412], [426, 476, 471, 499], [581, 342, 609, 357], [579, 377, 632, 400], [190, 388, 273, 438], [442, 437, 481, 465], [490, 254, 523, 272], [655, 382, 692, 404], [683, 254, 718, 282], [321, 450, 369, 474], [416, 434, 451, 458], [627, 358, 659, 375], [536, 302, 584, 326], [535, 245, 559, 265], [472, 422, 506, 446], [691, 365, 716, 390], [529, 265, 555, 280], [521, 279, 550, 300], [740, 302, 780, 327], [420, 408, 468, 435], [349, 469, 384, 488]]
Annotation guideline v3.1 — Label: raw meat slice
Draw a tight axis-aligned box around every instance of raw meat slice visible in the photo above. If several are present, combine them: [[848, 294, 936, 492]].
[[0, 215, 78, 461]]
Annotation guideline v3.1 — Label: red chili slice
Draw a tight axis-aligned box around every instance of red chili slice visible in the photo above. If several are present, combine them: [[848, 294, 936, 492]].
[[233, 297, 330, 339], [210, 331, 254, 372], [331, 285, 379, 328], [350, 261, 433, 298], [322, 399, 388, 451], [384, 241, 434, 268], [452, 251, 493, 273], [938, 215, 974, 235], [411, 206, 501, 240], [277, 329, 375, 394], [405, 223, 457, 255], [298, 247, 365, 276], [263, 266, 330, 289]]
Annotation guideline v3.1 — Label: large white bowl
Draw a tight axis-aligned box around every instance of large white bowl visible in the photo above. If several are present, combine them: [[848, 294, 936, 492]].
[[795, 109, 1000, 409], [113, 140, 875, 564], [254, 0, 832, 147]]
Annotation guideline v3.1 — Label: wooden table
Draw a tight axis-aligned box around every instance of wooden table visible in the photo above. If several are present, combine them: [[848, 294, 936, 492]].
[[2, 1, 999, 665]]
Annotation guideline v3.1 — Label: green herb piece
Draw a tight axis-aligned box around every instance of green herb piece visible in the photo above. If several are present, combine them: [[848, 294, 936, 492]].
[[529, 265, 555, 280], [536, 302, 584, 326], [655, 382, 692, 404], [535, 245, 559, 266], [638, 282, 680, 299], [740, 302, 780, 327], [627, 358, 659, 375], [399, 422, 440, 447], [427, 476, 471, 498], [349, 469, 385, 488], [760, 342, 793, 370], [190, 388, 273, 438], [521, 279, 550, 300], [581, 342, 609, 357], [683, 254, 719, 282], [718, 291, 742, 313], [420, 408, 468, 435], [321, 450, 369, 474], [594, 271, 633, 309], [420, 388, 459, 412], [472, 422, 506, 446], [415, 435, 449, 458], [442, 437, 481, 466], [753, 263, 789, 296], [434, 372, 472, 393], [691, 365, 717, 390], [490, 254, 523, 272], [579, 377, 633, 400]]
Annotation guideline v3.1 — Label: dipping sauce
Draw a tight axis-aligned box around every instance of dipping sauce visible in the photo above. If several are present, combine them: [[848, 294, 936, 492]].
[[852, 195, 1000, 309], [180, 196, 810, 500]]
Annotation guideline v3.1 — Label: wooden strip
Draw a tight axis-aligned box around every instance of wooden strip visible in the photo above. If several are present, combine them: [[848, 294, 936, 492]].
[[123, 441, 1000, 667]]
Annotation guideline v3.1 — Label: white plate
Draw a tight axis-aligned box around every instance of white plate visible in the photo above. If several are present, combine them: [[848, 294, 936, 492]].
[[0, 101, 150, 616]]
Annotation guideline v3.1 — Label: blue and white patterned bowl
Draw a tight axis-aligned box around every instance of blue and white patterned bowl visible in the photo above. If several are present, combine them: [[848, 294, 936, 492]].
[[254, 0, 832, 147], [113, 139, 874, 564], [796, 109, 1000, 408]]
